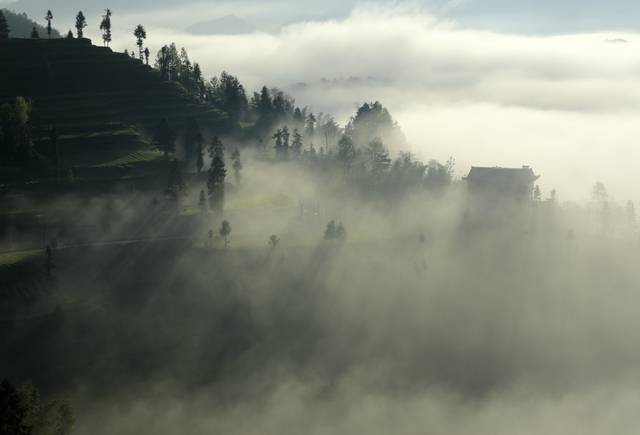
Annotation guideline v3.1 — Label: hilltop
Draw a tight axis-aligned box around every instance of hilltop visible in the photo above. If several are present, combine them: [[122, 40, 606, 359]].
[[0, 37, 230, 184]]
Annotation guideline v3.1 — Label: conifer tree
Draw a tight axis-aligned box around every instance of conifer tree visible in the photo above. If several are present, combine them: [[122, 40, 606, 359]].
[[219, 220, 231, 248], [45, 10, 53, 38], [30, 26, 39, 38], [0, 10, 10, 39], [231, 147, 242, 185], [207, 138, 226, 213], [75, 11, 87, 38], [292, 128, 303, 157], [100, 9, 112, 46], [134, 24, 147, 60]]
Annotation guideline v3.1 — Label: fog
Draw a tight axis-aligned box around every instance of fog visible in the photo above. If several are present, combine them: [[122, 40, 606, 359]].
[[5, 2, 640, 434], [4, 150, 640, 433], [33, 5, 640, 200]]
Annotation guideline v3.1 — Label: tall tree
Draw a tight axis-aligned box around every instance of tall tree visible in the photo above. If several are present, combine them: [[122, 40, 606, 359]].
[[337, 134, 356, 171], [231, 147, 242, 186], [100, 9, 112, 46], [144, 47, 150, 65], [219, 220, 231, 248], [0, 10, 9, 39], [291, 128, 303, 157], [75, 11, 86, 38], [304, 112, 316, 141], [166, 159, 186, 214], [45, 10, 53, 38], [133, 24, 147, 61], [154, 118, 176, 159], [207, 138, 226, 213], [30, 26, 39, 38]]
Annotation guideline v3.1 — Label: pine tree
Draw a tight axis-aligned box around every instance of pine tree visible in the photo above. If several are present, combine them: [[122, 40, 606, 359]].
[[45, 10, 53, 38], [0, 10, 10, 39], [100, 9, 112, 46], [144, 47, 150, 65], [219, 220, 231, 248], [231, 147, 242, 185], [292, 128, 303, 157], [304, 113, 316, 141], [75, 11, 87, 38], [207, 139, 227, 213], [66, 29, 73, 39], [272, 128, 284, 158], [281, 126, 290, 159], [134, 24, 147, 60], [30, 26, 40, 38], [337, 135, 356, 171]]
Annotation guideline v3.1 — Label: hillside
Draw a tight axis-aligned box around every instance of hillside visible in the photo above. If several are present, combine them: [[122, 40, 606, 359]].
[[0, 38, 230, 182], [1, 8, 61, 38]]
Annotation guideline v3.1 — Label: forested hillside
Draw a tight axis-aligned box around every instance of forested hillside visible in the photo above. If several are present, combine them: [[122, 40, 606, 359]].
[[0, 8, 61, 38]]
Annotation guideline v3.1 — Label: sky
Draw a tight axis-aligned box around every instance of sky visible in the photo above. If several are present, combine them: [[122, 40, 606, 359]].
[[4, 0, 640, 200]]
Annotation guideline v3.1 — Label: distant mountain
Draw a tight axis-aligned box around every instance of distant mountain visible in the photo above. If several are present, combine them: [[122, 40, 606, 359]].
[[1, 9, 62, 38], [186, 15, 257, 35]]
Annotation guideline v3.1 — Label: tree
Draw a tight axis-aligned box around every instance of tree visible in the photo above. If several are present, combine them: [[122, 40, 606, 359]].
[[268, 234, 280, 249], [272, 128, 283, 156], [304, 113, 316, 141], [144, 47, 150, 65], [100, 9, 112, 46], [231, 147, 242, 186], [219, 220, 231, 248], [134, 24, 147, 61], [0, 10, 10, 39], [0, 379, 29, 435], [291, 128, 303, 157], [154, 118, 176, 159], [591, 182, 608, 203], [184, 117, 203, 168], [207, 139, 227, 213], [324, 220, 337, 240], [166, 159, 186, 214], [45, 10, 53, 38], [30, 26, 39, 38], [337, 134, 356, 171], [198, 189, 207, 213], [196, 141, 204, 174], [66, 29, 73, 38], [75, 11, 87, 38], [346, 101, 407, 149]]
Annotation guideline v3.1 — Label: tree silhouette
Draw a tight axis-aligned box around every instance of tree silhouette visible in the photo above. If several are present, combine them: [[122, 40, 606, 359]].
[[0, 11, 10, 39], [75, 11, 87, 38], [269, 234, 280, 249], [207, 138, 226, 213], [30, 26, 39, 38], [66, 29, 73, 38], [154, 118, 176, 159], [0, 379, 29, 435], [166, 159, 186, 214], [219, 220, 231, 248], [134, 24, 147, 61], [198, 189, 207, 213], [144, 47, 150, 65], [45, 10, 53, 38], [337, 135, 356, 171], [100, 9, 112, 46], [231, 147, 242, 186], [291, 128, 303, 157]]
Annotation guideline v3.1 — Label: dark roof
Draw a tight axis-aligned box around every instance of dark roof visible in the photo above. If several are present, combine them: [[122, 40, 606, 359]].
[[464, 166, 539, 184]]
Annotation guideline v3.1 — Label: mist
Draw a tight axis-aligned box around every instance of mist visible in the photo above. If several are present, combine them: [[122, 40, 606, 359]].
[[3, 2, 640, 434]]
